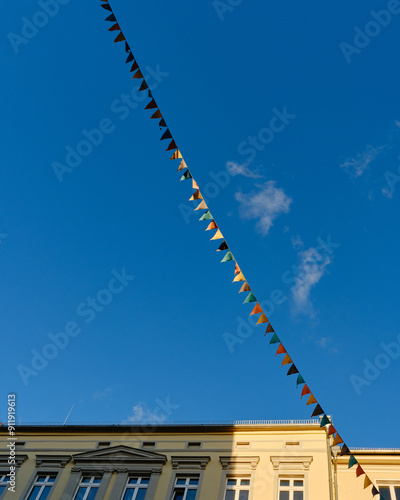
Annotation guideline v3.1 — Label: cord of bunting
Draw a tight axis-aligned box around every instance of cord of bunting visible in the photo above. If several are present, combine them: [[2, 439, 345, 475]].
[[100, 2, 382, 497]]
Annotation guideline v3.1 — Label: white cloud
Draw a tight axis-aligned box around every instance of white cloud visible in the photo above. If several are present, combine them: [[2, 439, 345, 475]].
[[126, 402, 167, 423], [226, 161, 262, 179], [340, 145, 385, 178], [291, 246, 331, 312], [93, 388, 112, 401], [316, 337, 339, 354], [291, 235, 304, 249], [235, 181, 292, 235]]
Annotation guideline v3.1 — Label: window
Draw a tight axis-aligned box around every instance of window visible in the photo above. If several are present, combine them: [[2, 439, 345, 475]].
[[0, 474, 10, 495], [171, 477, 199, 500], [122, 477, 149, 500], [73, 476, 101, 500], [26, 474, 57, 500], [224, 477, 251, 500], [379, 486, 400, 500], [278, 478, 304, 500]]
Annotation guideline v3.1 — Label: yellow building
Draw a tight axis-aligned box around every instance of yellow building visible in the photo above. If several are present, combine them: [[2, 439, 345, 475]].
[[0, 421, 399, 500]]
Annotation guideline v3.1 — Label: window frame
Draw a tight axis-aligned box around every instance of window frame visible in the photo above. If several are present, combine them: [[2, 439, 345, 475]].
[[0, 473, 11, 498], [25, 473, 58, 500], [122, 476, 150, 500], [278, 476, 305, 500], [378, 483, 400, 500], [170, 475, 200, 500], [72, 475, 102, 500], [223, 476, 251, 500]]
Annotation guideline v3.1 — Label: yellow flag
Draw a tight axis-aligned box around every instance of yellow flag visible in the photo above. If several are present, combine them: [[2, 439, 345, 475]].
[[211, 229, 224, 240], [256, 313, 268, 324], [170, 150, 182, 160], [233, 272, 245, 282], [364, 476, 372, 489]]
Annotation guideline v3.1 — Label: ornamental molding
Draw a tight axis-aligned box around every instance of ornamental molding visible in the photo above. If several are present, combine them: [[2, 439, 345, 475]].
[[219, 456, 260, 471], [270, 456, 313, 471], [36, 455, 72, 468], [171, 456, 211, 470], [0, 454, 28, 468]]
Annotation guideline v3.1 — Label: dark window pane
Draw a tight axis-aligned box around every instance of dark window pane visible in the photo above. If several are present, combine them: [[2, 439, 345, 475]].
[[136, 489, 147, 500], [140, 478, 150, 485], [380, 487, 391, 500], [279, 492, 290, 500], [93, 478, 101, 484], [0, 486, 5, 494], [294, 480, 303, 487], [239, 491, 249, 500], [27, 486, 42, 500], [176, 479, 186, 485], [74, 487, 86, 500], [280, 480, 290, 487], [37, 477, 46, 483], [294, 492, 304, 500], [225, 491, 235, 500], [82, 478, 91, 483], [123, 490, 134, 500], [227, 479, 237, 486], [186, 490, 197, 500], [128, 478, 137, 484], [395, 487, 400, 500], [87, 489, 98, 500], [189, 479, 199, 485], [172, 491, 184, 500], [241, 479, 250, 486], [40, 487, 52, 500]]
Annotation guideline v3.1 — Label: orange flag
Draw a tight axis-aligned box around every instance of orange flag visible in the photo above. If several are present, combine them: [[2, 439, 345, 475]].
[[250, 303, 263, 315], [192, 179, 199, 190], [206, 221, 218, 231], [282, 354, 292, 366], [306, 394, 317, 405], [177, 160, 187, 171], [332, 434, 344, 446], [256, 313, 268, 324], [234, 263, 241, 275], [301, 385, 311, 398], [364, 476, 372, 489], [189, 190, 202, 201], [275, 344, 287, 356]]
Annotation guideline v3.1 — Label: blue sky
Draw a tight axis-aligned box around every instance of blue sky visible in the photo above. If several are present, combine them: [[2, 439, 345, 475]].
[[1, 0, 400, 448]]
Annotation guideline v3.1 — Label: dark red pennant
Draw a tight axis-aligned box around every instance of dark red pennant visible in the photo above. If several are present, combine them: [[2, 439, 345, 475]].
[[145, 100, 158, 110], [328, 425, 337, 436], [133, 69, 143, 79], [130, 61, 139, 72], [340, 444, 350, 456], [166, 139, 177, 151], [139, 80, 148, 91], [114, 32, 125, 43], [151, 110, 162, 119], [108, 23, 120, 31]]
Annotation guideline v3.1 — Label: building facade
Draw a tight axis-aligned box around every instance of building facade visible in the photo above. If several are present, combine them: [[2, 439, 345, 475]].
[[0, 421, 399, 500]]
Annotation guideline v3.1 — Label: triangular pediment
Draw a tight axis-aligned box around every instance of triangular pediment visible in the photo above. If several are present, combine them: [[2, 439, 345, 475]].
[[72, 445, 166, 465]]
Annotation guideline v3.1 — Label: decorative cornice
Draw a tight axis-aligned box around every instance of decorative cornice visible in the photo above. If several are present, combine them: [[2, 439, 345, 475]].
[[270, 456, 313, 471], [171, 456, 211, 470], [0, 454, 28, 468], [219, 456, 260, 471], [36, 455, 71, 468]]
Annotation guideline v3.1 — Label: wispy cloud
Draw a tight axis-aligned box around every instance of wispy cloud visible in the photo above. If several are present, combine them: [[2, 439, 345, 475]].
[[235, 181, 292, 235], [316, 336, 339, 354], [226, 161, 262, 179], [126, 402, 167, 423], [291, 235, 304, 249], [291, 246, 331, 312], [93, 388, 112, 401], [340, 145, 386, 178]]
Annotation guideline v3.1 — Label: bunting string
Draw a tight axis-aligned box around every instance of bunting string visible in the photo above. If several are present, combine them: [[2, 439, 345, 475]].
[[100, 2, 380, 496]]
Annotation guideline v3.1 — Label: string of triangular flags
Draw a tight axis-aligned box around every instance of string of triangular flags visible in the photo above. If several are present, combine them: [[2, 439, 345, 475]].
[[100, 2, 381, 497]]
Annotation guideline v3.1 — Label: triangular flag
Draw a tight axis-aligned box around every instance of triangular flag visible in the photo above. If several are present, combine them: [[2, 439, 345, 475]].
[[320, 415, 331, 427], [282, 354, 292, 366], [356, 465, 365, 477], [211, 229, 224, 241], [270, 333, 280, 345], [340, 444, 350, 456], [311, 404, 324, 417], [307, 394, 318, 405], [114, 32, 125, 42], [109, 23, 121, 31], [200, 211, 213, 221], [234, 263, 240, 275], [250, 302, 264, 316], [276, 343, 287, 356], [145, 99, 157, 110], [306, 394, 317, 405], [130, 61, 139, 72], [287, 364, 298, 375], [105, 13, 117, 21], [364, 476, 372, 489], [301, 384, 311, 397], [217, 241, 228, 251], [192, 179, 199, 190], [139, 80, 148, 92], [233, 271, 245, 282], [180, 170, 192, 181], [239, 282, 251, 293], [332, 434, 344, 446], [348, 455, 357, 468], [170, 150, 182, 160], [329, 425, 337, 436], [257, 313, 268, 324], [151, 110, 162, 119], [177, 160, 187, 172], [206, 221, 218, 231], [266, 323, 275, 334], [148, 89, 153, 99], [190, 190, 202, 201], [125, 52, 134, 63], [161, 129, 172, 141], [297, 374, 305, 386], [125, 42, 130, 52], [101, 3, 112, 11], [159, 118, 167, 127], [194, 200, 208, 211], [371, 486, 379, 496], [243, 292, 257, 303], [221, 251, 234, 263], [166, 139, 177, 151]]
